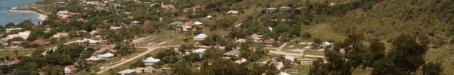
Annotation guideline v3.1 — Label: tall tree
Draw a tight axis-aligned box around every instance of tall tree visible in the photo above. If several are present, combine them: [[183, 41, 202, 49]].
[[389, 35, 428, 74]]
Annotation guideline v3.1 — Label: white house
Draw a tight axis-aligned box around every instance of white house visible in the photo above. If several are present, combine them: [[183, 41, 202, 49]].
[[143, 57, 160, 66], [279, 72, 290, 75], [193, 33, 207, 41], [118, 69, 136, 75], [57, 10, 72, 19], [96, 52, 114, 59], [250, 34, 262, 43], [4, 31, 31, 41], [227, 10, 240, 15], [52, 32, 69, 38], [85, 56, 102, 61]]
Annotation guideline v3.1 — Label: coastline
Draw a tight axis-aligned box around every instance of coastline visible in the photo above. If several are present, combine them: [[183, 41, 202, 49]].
[[7, 9, 48, 22]]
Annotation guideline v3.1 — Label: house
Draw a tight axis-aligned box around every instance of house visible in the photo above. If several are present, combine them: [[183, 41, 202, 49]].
[[224, 49, 240, 57], [64, 65, 77, 74], [193, 21, 203, 28], [57, 10, 72, 19], [2, 59, 20, 66], [279, 6, 291, 12], [4, 31, 31, 41], [168, 21, 184, 26], [160, 2, 175, 11], [110, 26, 123, 30], [118, 69, 136, 75], [250, 34, 262, 43], [227, 10, 240, 15], [235, 38, 246, 43], [193, 33, 207, 41], [9, 37, 25, 48], [96, 52, 114, 59], [143, 57, 160, 66], [193, 48, 207, 54], [144, 66, 157, 73], [33, 38, 49, 46], [263, 38, 275, 47], [131, 21, 140, 25], [52, 32, 69, 38], [85, 56, 103, 61], [133, 67, 145, 73], [5, 28, 22, 33], [279, 72, 290, 75], [193, 48, 207, 57], [234, 58, 247, 64], [265, 7, 278, 13]]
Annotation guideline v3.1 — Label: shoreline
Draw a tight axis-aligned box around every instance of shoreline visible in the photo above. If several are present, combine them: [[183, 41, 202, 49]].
[[7, 8, 48, 23]]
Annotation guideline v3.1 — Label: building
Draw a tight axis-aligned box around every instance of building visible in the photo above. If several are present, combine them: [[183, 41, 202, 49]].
[[279, 6, 291, 12], [118, 69, 136, 75], [96, 52, 114, 59], [143, 57, 160, 66], [265, 7, 277, 13], [57, 10, 72, 20], [193, 33, 207, 41], [52, 32, 69, 38], [33, 38, 49, 46], [64, 65, 77, 74], [227, 10, 240, 15], [4, 31, 31, 41]]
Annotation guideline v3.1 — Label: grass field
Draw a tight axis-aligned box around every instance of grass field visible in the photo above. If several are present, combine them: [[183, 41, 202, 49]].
[[425, 44, 454, 74], [0, 50, 35, 57]]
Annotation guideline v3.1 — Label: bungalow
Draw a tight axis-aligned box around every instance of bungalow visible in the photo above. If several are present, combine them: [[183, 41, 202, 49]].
[[143, 57, 160, 66], [263, 38, 275, 47], [265, 7, 278, 13], [250, 34, 262, 43], [57, 10, 72, 19], [131, 21, 140, 25], [33, 38, 49, 46], [234, 58, 247, 64], [1, 59, 20, 66], [9, 37, 25, 48], [85, 56, 103, 61], [193, 33, 207, 41], [5, 28, 22, 33], [110, 26, 123, 30], [168, 21, 184, 26], [193, 48, 207, 57], [235, 38, 247, 43], [227, 10, 240, 15], [161, 2, 175, 11], [52, 32, 69, 38], [96, 52, 114, 59], [279, 72, 290, 75], [64, 65, 77, 74], [224, 49, 240, 57], [278, 6, 291, 12], [4, 31, 31, 41], [118, 69, 136, 75]]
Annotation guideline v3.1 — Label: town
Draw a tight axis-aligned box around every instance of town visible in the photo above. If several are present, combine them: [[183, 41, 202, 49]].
[[0, 0, 453, 75]]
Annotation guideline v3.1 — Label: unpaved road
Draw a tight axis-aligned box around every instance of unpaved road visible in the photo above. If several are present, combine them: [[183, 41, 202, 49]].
[[96, 41, 167, 74]]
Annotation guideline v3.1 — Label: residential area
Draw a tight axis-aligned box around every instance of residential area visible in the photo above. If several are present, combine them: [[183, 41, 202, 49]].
[[0, 0, 453, 75]]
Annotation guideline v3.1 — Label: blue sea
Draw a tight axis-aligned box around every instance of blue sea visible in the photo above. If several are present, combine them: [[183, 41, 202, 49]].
[[0, 0, 42, 25]]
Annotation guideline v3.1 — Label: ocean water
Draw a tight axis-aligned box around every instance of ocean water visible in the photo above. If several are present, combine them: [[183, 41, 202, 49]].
[[0, 0, 41, 25]]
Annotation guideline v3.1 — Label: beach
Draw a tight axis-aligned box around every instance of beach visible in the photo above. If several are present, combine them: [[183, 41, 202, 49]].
[[7, 9, 47, 22]]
